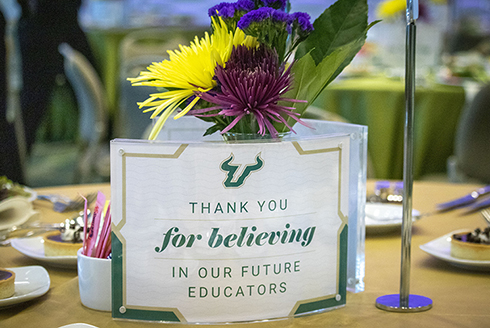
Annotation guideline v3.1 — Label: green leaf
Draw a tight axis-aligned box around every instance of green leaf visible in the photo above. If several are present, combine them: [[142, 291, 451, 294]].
[[295, 0, 369, 65], [324, 20, 380, 90], [294, 38, 369, 110], [203, 124, 222, 137], [282, 54, 318, 116], [289, 20, 380, 110], [276, 38, 371, 132]]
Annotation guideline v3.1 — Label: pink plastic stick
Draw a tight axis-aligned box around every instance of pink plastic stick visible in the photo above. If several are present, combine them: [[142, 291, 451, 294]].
[[81, 194, 88, 255], [85, 192, 106, 257], [95, 205, 111, 258], [102, 234, 111, 259], [98, 227, 111, 258]]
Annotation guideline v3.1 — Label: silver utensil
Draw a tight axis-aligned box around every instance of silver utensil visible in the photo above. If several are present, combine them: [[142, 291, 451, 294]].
[[0, 228, 57, 246], [481, 208, 490, 226], [37, 192, 97, 212], [367, 193, 403, 204], [367, 180, 403, 204], [0, 222, 62, 245], [0, 210, 91, 246], [463, 195, 490, 213], [436, 185, 490, 212]]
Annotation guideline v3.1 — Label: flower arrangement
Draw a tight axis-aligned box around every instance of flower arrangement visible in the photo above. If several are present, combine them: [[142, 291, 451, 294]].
[[130, 0, 375, 140]]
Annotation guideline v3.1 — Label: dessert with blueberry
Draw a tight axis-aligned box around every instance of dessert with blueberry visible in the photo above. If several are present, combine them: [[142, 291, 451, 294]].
[[44, 214, 84, 257], [0, 268, 15, 299], [451, 227, 490, 260]]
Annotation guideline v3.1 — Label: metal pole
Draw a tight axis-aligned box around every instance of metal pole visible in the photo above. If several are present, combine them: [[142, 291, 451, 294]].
[[376, 0, 432, 312], [400, 0, 417, 307]]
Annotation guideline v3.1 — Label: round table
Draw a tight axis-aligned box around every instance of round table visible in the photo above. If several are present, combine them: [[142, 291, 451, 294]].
[[2, 181, 490, 327]]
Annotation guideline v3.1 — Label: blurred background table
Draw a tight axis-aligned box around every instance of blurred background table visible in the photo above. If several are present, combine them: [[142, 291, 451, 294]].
[[1, 180, 490, 327], [313, 77, 466, 180]]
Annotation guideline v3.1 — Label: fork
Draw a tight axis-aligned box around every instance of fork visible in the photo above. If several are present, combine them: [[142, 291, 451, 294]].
[[0, 209, 92, 246], [37, 192, 97, 212], [0, 222, 62, 246], [481, 208, 490, 226]]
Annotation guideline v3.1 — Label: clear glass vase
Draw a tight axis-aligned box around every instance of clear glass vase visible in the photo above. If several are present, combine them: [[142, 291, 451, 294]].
[[221, 132, 289, 143]]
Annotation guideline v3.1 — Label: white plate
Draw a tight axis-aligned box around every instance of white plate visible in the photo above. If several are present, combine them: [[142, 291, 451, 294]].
[[0, 196, 40, 230], [419, 231, 490, 271], [58, 324, 99, 328], [24, 186, 38, 203], [365, 203, 420, 233], [0, 186, 37, 204], [11, 236, 78, 268], [0, 266, 50, 308]]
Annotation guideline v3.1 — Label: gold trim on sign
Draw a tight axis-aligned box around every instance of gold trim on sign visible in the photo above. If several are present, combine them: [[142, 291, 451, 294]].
[[291, 141, 348, 225], [119, 143, 189, 233], [337, 146, 348, 227], [124, 144, 189, 159], [289, 140, 348, 312], [111, 223, 127, 304], [125, 305, 187, 322], [117, 144, 189, 313], [289, 293, 337, 316], [292, 141, 339, 155], [118, 154, 127, 232], [336, 146, 346, 295]]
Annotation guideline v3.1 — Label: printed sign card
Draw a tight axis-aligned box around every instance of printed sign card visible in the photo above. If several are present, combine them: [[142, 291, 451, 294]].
[[111, 134, 350, 323]]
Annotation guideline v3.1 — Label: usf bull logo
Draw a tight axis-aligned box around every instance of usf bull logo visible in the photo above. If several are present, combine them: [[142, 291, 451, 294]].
[[220, 153, 264, 188]]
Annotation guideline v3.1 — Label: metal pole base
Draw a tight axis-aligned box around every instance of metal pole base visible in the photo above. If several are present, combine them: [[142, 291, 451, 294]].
[[376, 294, 432, 313]]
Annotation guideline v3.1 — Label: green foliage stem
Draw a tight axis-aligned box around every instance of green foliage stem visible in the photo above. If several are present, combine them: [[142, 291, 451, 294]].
[[275, 0, 379, 132]]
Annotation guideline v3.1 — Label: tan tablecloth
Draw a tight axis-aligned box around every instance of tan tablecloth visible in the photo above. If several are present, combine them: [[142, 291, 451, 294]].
[[1, 181, 489, 327]]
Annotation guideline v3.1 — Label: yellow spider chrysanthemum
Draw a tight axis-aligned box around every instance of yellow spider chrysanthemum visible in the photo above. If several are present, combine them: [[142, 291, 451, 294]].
[[129, 16, 257, 140], [376, 0, 406, 20]]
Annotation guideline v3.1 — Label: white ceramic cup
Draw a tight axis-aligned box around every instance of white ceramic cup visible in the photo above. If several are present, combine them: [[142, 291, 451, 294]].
[[77, 248, 112, 311]]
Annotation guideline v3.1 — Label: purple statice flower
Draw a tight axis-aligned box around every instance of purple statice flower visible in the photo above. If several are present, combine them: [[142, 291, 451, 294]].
[[238, 7, 290, 31], [238, 7, 291, 61], [191, 45, 309, 138], [235, 0, 255, 12], [208, 2, 236, 18], [289, 12, 313, 45], [272, 9, 290, 32], [208, 1, 255, 31], [290, 12, 313, 34], [208, 1, 254, 18], [260, 0, 287, 11]]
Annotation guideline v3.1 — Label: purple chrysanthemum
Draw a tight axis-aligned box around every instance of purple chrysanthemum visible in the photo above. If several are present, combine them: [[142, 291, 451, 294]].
[[290, 12, 313, 33], [238, 7, 290, 33], [191, 45, 309, 137], [261, 0, 287, 11]]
